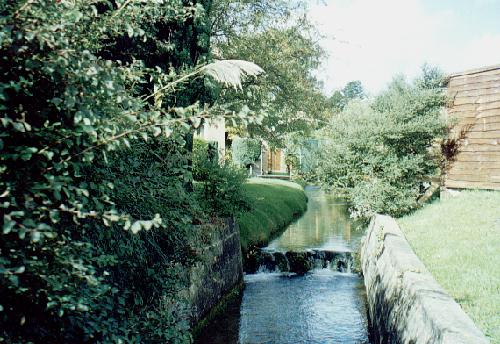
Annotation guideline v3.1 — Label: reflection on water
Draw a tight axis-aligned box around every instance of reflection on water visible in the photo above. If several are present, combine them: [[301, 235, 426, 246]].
[[195, 186, 370, 344], [266, 186, 363, 252]]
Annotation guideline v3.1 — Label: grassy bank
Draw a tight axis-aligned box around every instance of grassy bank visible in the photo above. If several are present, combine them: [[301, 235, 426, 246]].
[[398, 190, 500, 343], [237, 178, 307, 252]]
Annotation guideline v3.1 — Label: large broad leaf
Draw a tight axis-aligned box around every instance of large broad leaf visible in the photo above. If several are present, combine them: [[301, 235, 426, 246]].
[[202, 60, 264, 89]]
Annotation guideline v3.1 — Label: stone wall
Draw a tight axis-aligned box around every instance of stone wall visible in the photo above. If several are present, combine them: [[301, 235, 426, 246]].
[[188, 218, 243, 324], [361, 215, 489, 344]]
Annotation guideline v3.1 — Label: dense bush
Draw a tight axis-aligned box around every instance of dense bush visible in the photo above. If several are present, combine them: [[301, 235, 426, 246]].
[[195, 162, 250, 218], [231, 137, 262, 167], [193, 138, 250, 217], [0, 0, 215, 342], [82, 137, 205, 342], [193, 138, 210, 180], [315, 67, 447, 218], [193, 138, 220, 181]]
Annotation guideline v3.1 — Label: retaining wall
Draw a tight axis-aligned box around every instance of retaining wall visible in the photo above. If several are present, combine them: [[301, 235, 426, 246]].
[[188, 218, 243, 324], [361, 215, 489, 344]]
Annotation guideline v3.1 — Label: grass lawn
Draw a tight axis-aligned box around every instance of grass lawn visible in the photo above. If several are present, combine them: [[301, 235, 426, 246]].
[[237, 178, 307, 252], [398, 190, 500, 343]]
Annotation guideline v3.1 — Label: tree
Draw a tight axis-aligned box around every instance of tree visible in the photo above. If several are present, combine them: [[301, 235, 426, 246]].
[[209, 3, 329, 146], [329, 80, 366, 113], [315, 68, 446, 218], [343, 80, 365, 100], [210, 0, 305, 45]]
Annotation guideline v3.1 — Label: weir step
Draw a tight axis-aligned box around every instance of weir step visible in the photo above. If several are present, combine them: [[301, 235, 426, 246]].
[[244, 248, 355, 275]]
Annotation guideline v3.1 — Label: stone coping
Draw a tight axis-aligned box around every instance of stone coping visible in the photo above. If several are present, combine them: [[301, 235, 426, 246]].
[[361, 215, 489, 344]]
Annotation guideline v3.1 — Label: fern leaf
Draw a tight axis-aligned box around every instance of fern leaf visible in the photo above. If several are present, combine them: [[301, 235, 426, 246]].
[[202, 60, 264, 89]]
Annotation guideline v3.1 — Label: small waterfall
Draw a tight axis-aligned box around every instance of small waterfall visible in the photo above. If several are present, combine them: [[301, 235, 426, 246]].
[[245, 248, 356, 275]]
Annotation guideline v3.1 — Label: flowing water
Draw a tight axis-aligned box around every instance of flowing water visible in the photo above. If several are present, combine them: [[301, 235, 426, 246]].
[[196, 186, 371, 344]]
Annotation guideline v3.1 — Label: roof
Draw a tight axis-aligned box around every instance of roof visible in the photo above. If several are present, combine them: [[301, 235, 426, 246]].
[[448, 64, 500, 78]]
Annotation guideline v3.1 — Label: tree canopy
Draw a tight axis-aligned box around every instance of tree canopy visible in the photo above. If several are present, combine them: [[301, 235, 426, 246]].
[[315, 67, 447, 218], [329, 80, 366, 113], [209, 0, 329, 147]]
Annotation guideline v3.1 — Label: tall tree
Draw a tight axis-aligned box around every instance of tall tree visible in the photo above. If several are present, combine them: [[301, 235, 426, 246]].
[[210, 0, 304, 44], [219, 26, 327, 145], [343, 80, 365, 100], [208, 1, 329, 147], [329, 80, 366, 113]]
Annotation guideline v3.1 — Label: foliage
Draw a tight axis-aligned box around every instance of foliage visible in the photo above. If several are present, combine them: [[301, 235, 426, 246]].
[[210, 0, 306, 45], [237, 179, 307, 253], [193, 138, 210, 180], [211, 1, 328, 147], [195, 162, 250, 218], [0, 0, 212, 340], [0, 0, 265, 342], [315, 68, 447, 218], [398, 190, 500, 343], [193, 138, 250, 219], [83, 137, 203, 342], [227, 25, 328, 146], [329, 80, 366, 113], [231, 137, 262, 167], [343, 80, 366, 100]]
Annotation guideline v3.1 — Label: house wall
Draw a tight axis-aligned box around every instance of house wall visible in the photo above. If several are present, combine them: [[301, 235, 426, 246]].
[[445, 64, 500, 190], [197, 118, 226, 159]]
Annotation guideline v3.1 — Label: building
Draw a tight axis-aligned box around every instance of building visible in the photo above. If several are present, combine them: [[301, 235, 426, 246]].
[[444, 64, 500, 191], [260, 143, 287, 175], [196, 118, 300, 176], [195, 118, 226, 160]]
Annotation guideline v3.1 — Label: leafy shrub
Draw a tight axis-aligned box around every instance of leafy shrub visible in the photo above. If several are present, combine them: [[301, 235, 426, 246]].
[[231, 137, 262, 167], [195, 162, 250, 218], [193, 138, 210, 180], [193, 138, 219, 181], [83, 137, 204, 342], [315, 67, 447, 218], [0, 0, 213, 342], [194, 137, 249, 217]]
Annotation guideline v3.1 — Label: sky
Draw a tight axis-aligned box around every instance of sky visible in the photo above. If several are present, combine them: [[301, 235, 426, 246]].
[[308, 0, 500, 95]]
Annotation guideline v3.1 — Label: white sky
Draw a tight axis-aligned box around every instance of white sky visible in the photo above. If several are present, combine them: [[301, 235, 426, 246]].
[[308, 0, 500, 95]]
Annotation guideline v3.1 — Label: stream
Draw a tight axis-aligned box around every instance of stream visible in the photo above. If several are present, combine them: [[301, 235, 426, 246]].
[[196, 186, 371, 344]]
